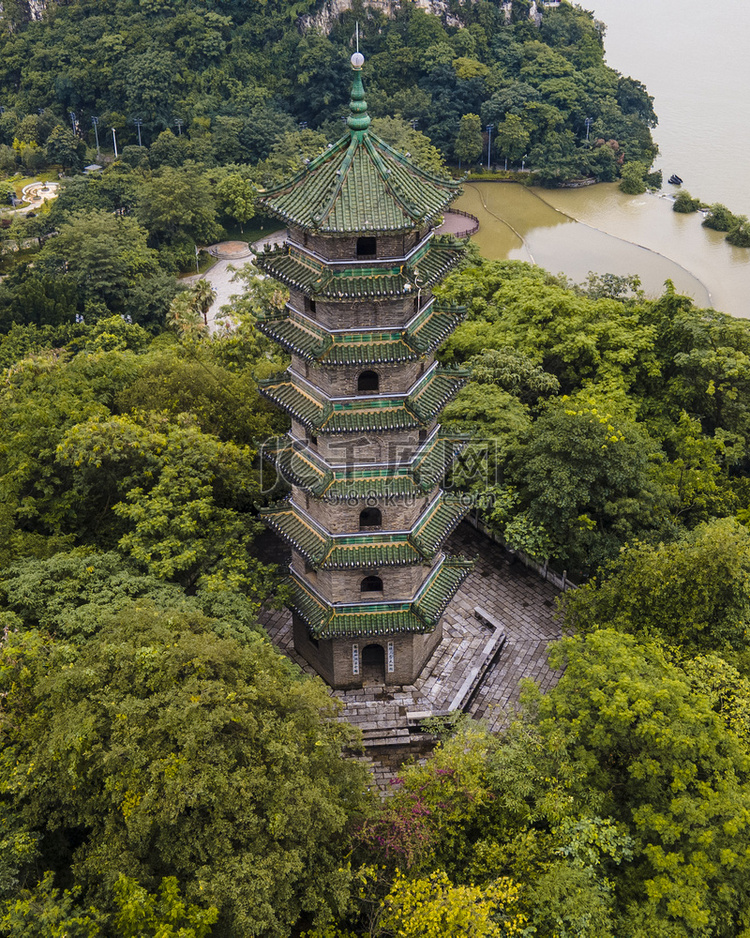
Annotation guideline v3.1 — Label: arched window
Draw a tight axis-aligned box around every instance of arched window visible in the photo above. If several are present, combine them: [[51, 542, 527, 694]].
[[358, 370, 379, 393], [361, 575, 383, 593], [359, 507, 382, 529], [356, 236, 377, 258]]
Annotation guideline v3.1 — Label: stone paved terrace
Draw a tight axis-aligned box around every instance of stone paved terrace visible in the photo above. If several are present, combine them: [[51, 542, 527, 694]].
[[259, 521, 562, 786]]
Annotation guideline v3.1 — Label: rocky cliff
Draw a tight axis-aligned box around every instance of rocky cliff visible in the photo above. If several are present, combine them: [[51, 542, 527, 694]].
[[0, 0, 48, 23], [300, 0, 464, 32]]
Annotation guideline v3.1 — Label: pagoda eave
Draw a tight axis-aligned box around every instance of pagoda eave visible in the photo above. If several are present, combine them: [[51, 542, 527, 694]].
[[289, 554, 473, 639]]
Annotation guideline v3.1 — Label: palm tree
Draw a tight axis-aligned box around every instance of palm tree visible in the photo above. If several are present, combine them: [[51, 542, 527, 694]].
[[193, 278, 217, 327]]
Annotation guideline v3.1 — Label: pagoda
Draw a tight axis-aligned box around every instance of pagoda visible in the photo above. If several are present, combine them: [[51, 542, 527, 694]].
[[255, 50, 473, 689]]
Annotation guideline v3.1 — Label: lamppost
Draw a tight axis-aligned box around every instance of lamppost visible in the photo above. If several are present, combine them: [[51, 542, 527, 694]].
[[521, 153, 527, 172], [112, 127, 118, 159], [134, 118, 143, 147], [174, 118, 183, 136], [486, 124, 494, 171], [91, 116, 100, 157], [584, 116, 593, 142]]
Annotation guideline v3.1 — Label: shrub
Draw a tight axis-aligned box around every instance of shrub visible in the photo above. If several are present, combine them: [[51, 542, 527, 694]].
[[673, 190, 701, 213], [702, 203, 737, 231]]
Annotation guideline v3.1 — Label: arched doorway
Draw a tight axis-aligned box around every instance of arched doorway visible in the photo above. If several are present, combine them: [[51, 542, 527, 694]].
[[362, 643, 385, 683]]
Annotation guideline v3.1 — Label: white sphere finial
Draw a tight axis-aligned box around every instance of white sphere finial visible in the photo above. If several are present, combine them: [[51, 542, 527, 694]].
[[351, 52, 365, 69]]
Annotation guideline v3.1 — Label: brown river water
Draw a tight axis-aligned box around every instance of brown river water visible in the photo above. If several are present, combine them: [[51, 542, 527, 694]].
[[455, 183, 749, 316], [454, 0, 750, 319]]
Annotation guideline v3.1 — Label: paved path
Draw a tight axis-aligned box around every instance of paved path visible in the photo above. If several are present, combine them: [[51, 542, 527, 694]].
[[183, 233, 287, 331], [259, 521, 562, 787], [437, 209, 480, 238]]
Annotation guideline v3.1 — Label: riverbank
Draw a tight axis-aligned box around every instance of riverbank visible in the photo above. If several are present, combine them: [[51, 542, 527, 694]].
[[455, 181, 749, 318]]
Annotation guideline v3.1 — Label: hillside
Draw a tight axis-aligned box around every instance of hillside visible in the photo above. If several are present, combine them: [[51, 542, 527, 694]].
[[0, 0, 657, 181]]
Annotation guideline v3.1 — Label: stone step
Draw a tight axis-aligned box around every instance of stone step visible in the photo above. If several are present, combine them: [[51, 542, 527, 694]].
[[446, 627, 507, 713], [359, 724, 415, 748]]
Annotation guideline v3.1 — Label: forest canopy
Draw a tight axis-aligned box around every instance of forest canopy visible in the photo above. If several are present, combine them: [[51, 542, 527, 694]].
[[8, 3, 750, 937], [0, 0, 656, 181]]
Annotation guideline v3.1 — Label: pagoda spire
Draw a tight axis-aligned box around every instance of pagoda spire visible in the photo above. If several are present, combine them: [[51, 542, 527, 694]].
[[347, 50, 370, 133]]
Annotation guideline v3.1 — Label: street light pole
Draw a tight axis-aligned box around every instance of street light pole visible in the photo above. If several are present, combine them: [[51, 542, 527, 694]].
[[134, 118, 143, 147], [112, 127, 118, 159], [486, 124, 494, 171], [91, 116, 100, 157]]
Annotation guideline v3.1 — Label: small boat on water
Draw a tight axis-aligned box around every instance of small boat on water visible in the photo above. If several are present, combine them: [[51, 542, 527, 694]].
[[668, 174, 683, 185]]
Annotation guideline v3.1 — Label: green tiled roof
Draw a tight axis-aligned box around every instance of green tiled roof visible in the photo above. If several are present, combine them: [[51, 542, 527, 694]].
[[411, 494, 470, 556], [258, 365, 469, 434], [414, 556, 474, 624], [288, 554, 473, 639], [413, 433, 470, 491], [262, 493, 469, 569], [252, 237, 464, 299], [256, 312, 330, 360], [263, 433, 468, 499], [262, 437, 333, 494], [408, 366, 471, 423], [256, 301, 466, 365], [408, 303, 466, 353], [256, 67, 461, 234]]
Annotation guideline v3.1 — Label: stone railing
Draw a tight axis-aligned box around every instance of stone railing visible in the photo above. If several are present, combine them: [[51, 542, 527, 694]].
[[450, 208, 480, 238], [464, 511, 575, 592]]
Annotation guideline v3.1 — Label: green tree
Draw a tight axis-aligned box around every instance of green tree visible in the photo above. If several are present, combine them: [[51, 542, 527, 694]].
[[44, 125, 85, 173], [512, 394, 664, 570], [540, 630, 750, 935], [380, 871, 527, 938], [702, 202, 737, 231], [726, 215, 750, 247], [562, 517, 750, 656], [56, 411, 270, 592], [136, 164, 221, 246], [112, 875, 218, 937], [673, 190, 701, 213], [0, 873, 103, 938], [468, 347, 560, 404], [454, 113, 483, 168], [37, 210, 159, 317], [215, 172, 256, 233], [619, 160, 647, 194], [493, 114, 530, 166], [0, 610, 368, 938]]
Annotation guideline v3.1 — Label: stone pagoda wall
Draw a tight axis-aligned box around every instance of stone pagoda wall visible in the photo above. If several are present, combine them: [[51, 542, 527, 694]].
[[288, 227, 425, 261], [291, 358, 431, 397], [292, 612, 444, 689]]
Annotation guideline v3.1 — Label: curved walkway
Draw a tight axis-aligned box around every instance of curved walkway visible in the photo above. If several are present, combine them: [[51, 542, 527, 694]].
[[184, 234, 287, 331]]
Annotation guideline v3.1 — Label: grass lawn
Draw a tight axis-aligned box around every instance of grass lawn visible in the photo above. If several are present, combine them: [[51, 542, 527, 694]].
[[3, 171, 60, 199], [221, 216, 284, 245]]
